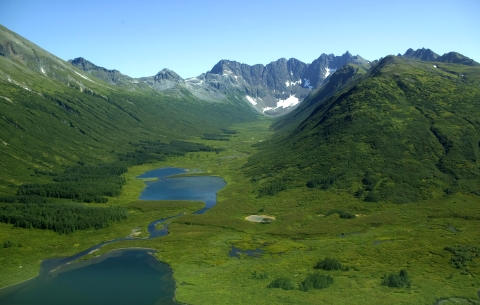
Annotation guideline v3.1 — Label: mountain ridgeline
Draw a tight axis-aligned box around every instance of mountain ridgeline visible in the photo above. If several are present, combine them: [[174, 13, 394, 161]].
[[70, 52, 371, 116], [246, 54, 480, 203], [0, 24, 257, 196], [1, 20, 480, 206]]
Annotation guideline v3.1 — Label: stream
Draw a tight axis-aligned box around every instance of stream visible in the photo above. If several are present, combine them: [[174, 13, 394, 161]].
[[0, 167, 226, 305]]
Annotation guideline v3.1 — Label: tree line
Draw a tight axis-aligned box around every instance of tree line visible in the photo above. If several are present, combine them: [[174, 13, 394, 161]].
[[0, 202, 127, 234]]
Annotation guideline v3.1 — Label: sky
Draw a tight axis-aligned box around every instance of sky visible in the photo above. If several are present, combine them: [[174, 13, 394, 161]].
[[1, 0, 479, 79]]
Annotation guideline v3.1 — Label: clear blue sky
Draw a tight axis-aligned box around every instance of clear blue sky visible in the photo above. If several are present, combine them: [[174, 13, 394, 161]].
[[1, 0, 479, 78]]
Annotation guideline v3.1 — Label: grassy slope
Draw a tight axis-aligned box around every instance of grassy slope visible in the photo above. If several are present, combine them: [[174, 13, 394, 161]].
[[0, 25, 258, 194], [246, 56, 480, 203], [1, 24, 480, 304], [2, 119, 479, 305]]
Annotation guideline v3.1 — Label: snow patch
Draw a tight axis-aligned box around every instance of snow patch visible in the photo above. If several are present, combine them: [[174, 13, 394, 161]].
[[186, 77, 204, 85], [40, 67, 46, 74], [261, 95, 300, 113], [324, 67, 336, 78], [245, 95, 257, 106], [285, 80, 301, 87], [0, 96, 13, 103], [303, 78, 313, 89], [74, 71, 92, 81], [277, 95, 300, 108]]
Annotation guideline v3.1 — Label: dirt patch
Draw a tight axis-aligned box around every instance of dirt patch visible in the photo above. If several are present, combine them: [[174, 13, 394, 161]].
[[245, 215, 275, 223]]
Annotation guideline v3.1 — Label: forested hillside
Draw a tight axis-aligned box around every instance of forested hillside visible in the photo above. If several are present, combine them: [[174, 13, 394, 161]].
[[246, 56, 480, 203], [0, 25, 258, 196]]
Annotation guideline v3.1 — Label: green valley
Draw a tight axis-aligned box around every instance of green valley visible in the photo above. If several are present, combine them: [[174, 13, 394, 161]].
[[1, 23, 480, 305]]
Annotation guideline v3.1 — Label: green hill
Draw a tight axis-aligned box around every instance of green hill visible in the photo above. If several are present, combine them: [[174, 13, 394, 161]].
[[246, 55, 480, 203], [0, 24, 258, 194]]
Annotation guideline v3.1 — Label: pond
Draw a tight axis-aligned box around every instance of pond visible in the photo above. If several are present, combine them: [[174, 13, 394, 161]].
[[0, 249, 177, 305], [137, 167, 226, 214], [0, 167, 226, 305]]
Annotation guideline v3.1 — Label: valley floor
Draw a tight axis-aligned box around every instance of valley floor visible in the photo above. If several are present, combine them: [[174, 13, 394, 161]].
[[1, 120, 480, 305]]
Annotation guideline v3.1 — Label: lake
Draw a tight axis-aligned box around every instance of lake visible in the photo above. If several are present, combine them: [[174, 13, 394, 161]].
[[0, 249, 177, 305], [0, 167, 226, 305], [137, 167, 226, 214]]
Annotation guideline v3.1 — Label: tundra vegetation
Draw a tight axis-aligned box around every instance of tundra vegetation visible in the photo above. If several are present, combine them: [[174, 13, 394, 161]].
[[0, 26, 480, 304]]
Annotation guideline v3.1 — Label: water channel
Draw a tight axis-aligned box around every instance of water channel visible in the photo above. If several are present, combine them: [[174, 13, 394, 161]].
[[0, 167, 226, 305]]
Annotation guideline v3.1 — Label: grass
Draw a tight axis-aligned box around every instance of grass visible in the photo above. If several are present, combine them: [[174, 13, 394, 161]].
[[2, 119, 479, 304], [3, 26, 480, 304]]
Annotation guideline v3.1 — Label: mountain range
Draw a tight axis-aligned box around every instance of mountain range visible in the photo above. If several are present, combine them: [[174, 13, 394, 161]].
[[2, 23, 480, 305], [69, 52, 371, 116]]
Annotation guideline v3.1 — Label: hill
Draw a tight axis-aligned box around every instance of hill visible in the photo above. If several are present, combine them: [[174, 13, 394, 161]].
[[0, 24, 258, 195], [245, 55, 480, 203]]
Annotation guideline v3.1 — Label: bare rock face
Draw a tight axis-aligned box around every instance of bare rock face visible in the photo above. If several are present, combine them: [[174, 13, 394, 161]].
[[69, 51, 370, 116], [148, 69, 185, 90], [69, 57, 139, 87], [189, 52, 369, 116]]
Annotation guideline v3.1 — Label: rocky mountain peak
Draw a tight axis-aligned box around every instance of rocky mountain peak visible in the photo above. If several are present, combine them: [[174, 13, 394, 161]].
[[154, 68, 183, 82], [69, 57, 118, 73], [403, 48, 439, 61]]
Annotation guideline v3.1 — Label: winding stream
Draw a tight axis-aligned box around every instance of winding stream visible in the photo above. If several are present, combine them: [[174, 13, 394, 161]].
[[0, 167, 226, 305]]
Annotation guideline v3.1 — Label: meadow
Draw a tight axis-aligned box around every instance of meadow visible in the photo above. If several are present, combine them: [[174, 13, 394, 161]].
[[1, 119, 479, 305]]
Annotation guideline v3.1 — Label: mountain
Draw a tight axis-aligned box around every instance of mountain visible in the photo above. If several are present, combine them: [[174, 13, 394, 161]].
[[402, 47, 439, 61], [402, 48, 479, 66], [70, 52, 371, 116], [245, 55, 480, 203], [436, 51, 480, 66], [0, 24, 258, 193], [68, 57, 149, 89]]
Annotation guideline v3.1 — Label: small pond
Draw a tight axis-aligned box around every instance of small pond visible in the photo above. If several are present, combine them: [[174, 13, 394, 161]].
[[229, 245, 264, 258]]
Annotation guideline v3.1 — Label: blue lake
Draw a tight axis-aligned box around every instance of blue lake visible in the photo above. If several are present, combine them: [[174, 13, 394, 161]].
[[0, 249, 177, 305], [0, 167, 226, 305], [137, 167, 226, 214]]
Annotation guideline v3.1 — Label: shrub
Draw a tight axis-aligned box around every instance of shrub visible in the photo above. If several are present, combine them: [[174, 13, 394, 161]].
[[300, 273, 334, 291], [325, 209, 356, 219], [261, 218, 273, 224], [382, 269, 411, 288], [3, 240, 14, 248], [364, 192, 380, 202], [444, 245, 480, 274], [267, 277, 296, 290], [315, 258, 343, 270]]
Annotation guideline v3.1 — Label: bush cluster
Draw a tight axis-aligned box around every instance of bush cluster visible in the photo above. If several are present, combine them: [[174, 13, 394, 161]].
[[315, 258, 344, 271], [382, 269, 411, 288], [444, 245, 480, 274], [325, 210, 356, 219], [267, 273, 334, 292], [267, 277, 295, 290], [299, 273, 334, 291]]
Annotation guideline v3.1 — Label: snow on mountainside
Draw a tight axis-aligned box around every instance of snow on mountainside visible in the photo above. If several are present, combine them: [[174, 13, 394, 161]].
[[69, 51, 370, 116]]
